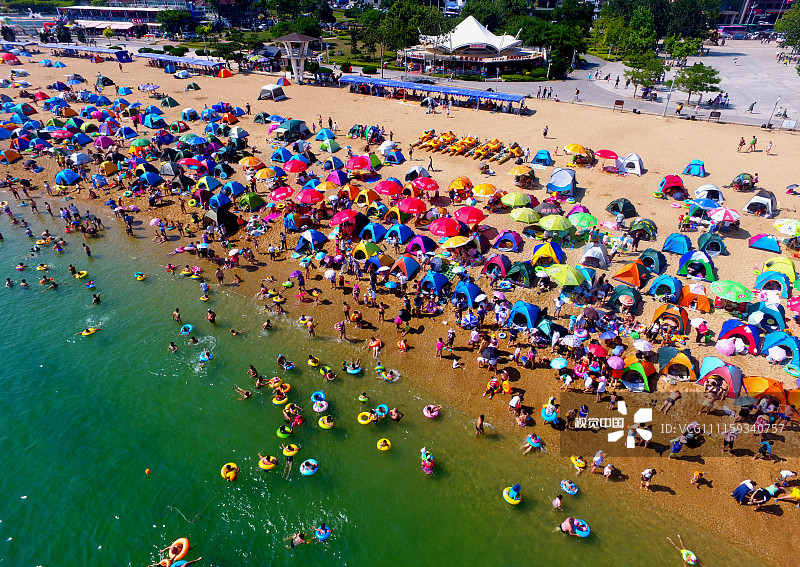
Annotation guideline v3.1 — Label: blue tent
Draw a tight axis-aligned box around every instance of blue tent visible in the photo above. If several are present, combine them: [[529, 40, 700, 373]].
[[682, 159, 707, 177], [533, 149, 553, 166], [209, 194, 232, 210], [323, 156, 344, 170], [546, 167, 576, 196], [754, 271, 791, 298], [420, 270, 448, 295], [662, 233, 692, 254], [719, 320, 761, 355], [164, 65, 176, 74], [55, 169, 80, 185], [385, 150, 405, 164], [295, 229, 328, 251], [746, 301, 785, 332], [315, 128, 335, 140], [452, 280, 484, 307], [359, 222, 388, 242], [182, 108, 199, 121], [143, 114, 165, 128], [200, 109, 220, 122], [271, 147, 292, 163], [144, 105, 162, 115], [71, 132, 93, 146], [385, 223, 414, 244], [647, 274, 683, 298], [118, 126, 138, 139], [761, 331, 800, 365], [749, 234, 781, 253], [507, 301, 540, 330], [222, 181, 246, 196], [140, 171, 163, 186]]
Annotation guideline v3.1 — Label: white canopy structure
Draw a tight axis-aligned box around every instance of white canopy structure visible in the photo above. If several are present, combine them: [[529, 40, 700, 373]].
[[420, 16, 522, 54]]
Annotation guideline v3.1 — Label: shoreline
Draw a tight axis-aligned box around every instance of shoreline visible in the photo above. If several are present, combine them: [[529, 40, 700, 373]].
[[5, 56, 800, 557]]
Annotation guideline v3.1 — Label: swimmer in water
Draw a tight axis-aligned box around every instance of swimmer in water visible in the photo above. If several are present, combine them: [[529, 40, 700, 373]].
[[552, 495, 563, 511], [168, 342, 178, 353], [262, 319, 272, 330], [230, 328, 242, 336], [20, 279, 28, 287], [285, 532, 309, 549], [42, 281, 61, 292], [68, 264, 76, 275], [74, 328, 103, 335], [281, 445, 295, 478], [233, 385, 252, 400], [188, 336, 199, 345], [91, 294, 101, 305], [148, 558, 202, 567], [6, 278, 13, 287], [172, 308, 181, 323], [206, 309, 216, 323], [247, 365, 259, 379], [667, 535, 705, 566]]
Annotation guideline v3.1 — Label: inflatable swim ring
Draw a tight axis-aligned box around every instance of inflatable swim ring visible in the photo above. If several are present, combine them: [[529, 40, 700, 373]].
[[346, 365, 362, 375], [266, 289, 278, 297], [188, 199, 197, 207], [653, 191, 663, 198], [784, 364, 800, 378], [319, 365, 332, 376], [276, 426, 292, 438], [670, 203, 681, 208], [220, 463, 238, 481], [498, 332, 508, 339], [273, 296, 286, 304], [36, 264, 49, 270], [541, 406, 559, 423], [682, 550, 697, 565], [526, 434, 542, 448], [134, 272, 146, 281], [181, 269, 192, 276], [375, 364, 385, 372], [282, 281, 293, 288], [259, 456, 278, 470], [358, 394, 369, 402], [377, 438, 391, 451], [179, 324, 193, 335], [200, 295, 209, 301], [502, 487, 522, 505], [300, 459, 318, 476], [276, 383, 291, 394], [86, 282, 95, 289], [272, 396, 289, 405], [311, 391, 326, 402], [74, 271, 88, 279], [81, 328, 98, 336], [0, 201, 7, 207], [422, 405, 439, 419], [282, 444, 299, 457], [199, 352, 212, 362], [313, 400, 328, 413], [318, 416, 334, 430], [315, 526, 331, 542], [123, 191, 133, 197], [573, 519, 590, 538], [168, 538, 189, 561], [574, 328, 588, 340], [570, 456, 587, 469], [36, 240, 49, 245], [357, 412, 372, 425], [561, 479, 578, 495], [308, 356, 320, 367], [376, 404, 389, 418]]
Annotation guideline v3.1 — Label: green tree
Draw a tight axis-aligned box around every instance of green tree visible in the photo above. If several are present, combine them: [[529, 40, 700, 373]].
[[509, 15, 586, 78], [55, 23, 72, 44], [553, 0, 595, 34], [156, 10, 194, 35], [590, 15, 628, 52], [0, 26, 16, 42], [621, 6, 656, 54], [673, 62, 720, 101], [461, 0, 504, 31], [275, 0, 301, 20], [663, 35, 702, 65], [291, 16, 322, 38], [623, 52, 665, 96], [381, 0, 430, 49], [775, 1, 800, 49], [316, 1, 336, 24], [75, 26, 86, 43], [102, 27, 114, 38], [195, 24, 212, 36], [668, 0, 719, 38]]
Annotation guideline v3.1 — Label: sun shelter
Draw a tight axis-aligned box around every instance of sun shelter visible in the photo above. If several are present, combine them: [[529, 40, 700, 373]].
[[682, 159, 706, 177], [238, 192, 264, 212], [678, 251, 715, 281], [0, 149, 21, 164], [658, 175, 685, 198], [385, 224, 414, 244], [652, 304, 690, 334], [606, 198, 637, 218], [202, 208, 240, 235], [579, 242, 610, 269], [482, 254, 512, 277], [763, 256, 796, 282], [365, 254, 393, 271], [320, 139, 341, 153], [222, 181, 246, 196], [743, 376, 788, 404], [275, 119, 310, 142], [743, 190, 778, 218], [719, 320, 761, 355], [405, 235, 437, 255], [359, 222, 387, 242], [607, 285, 643, 311], [697, 232, 727, 257], [694, 184, 724, 203], [677, 286, 712, 313], [533, 149, 553, 166], [207, 193, 231, 211], [698, 358, 743, 398], [754, 271, 790, 298], [506, 261, 535, 287], [621, 355, 657, 392], [420, 270, 449, 295], [760, 332, 800, 366], [258, 84, 287, 101], [658, 347, 696, 380], [616, 153, 643, 176], [385, 150, 405, 165], [613, 260, 649, 288], [546, 168, 577, 197], [452, 280, 484, 307], [647, 274, 683, 299], [390, 254, 421, 279], [748, 234, 781, 254], [746, 301, 786, 332], [639, 248, 667, 274], [181, 108, 199, 121], [507, 301, 540, 330], [384, 207, 412, 224], [532, 242, 565, 266], [662, 233, 692, 255], [353, 241, 381, 259], [494, 230, 523, 252]]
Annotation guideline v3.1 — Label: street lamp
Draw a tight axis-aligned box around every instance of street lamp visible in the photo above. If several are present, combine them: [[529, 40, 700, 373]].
[[767, 95, 781, 128]]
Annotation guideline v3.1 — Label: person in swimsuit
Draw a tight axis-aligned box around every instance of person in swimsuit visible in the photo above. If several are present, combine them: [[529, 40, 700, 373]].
[[476, 414, 485, 436], [286, 532, 309, 549], [168, 342, 178, 353], [667, 536, 705, 566], [233, 386, 251, 400], [389, 408, 404, 423]]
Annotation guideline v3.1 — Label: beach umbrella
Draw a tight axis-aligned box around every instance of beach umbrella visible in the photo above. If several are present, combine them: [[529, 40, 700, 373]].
[[550, 358, 568, 369], [330, 209, 358, 226], [774, 218, 800, 236], [295, 188, 324, 204], [324, 269, 337, 280], [501, 193, 531, 208], [510, 208, 539, 224], [375, 179, 402, 196], [442, 236, 472, 249], [708, 207, 740, 223], [568, 212, 598, 228], [284, 159, 308, 173], [411, 177, 439, 192], [270, 186, 294, 201], [564, 143, 587, 155], [454, 206, 485, 226], [429, 217, 461, 237], [600, 331, 618, 340], [595, 149, 618, 160], [346, 155, 371, 170], [633, 339, 653, 352], [546, 264, 585, 287], [560, 335, 582, 348], [715, 338, 736, 357], [589, 344, 608, 358], [508, 165, 531, 176], [539, 215, 572, 232], [709, 280, 753, 302], [533, 202, 563, 216], [607, 356, 625, 370], [398, 197, 426, 214], [239, 156, 264, 169], [473, 183, 497, 197], [131, 137, 150, 148], [480, 346, 499, 360]]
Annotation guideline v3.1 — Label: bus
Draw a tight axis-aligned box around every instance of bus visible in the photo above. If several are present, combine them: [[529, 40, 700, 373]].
[[717, 25, 749, 39]]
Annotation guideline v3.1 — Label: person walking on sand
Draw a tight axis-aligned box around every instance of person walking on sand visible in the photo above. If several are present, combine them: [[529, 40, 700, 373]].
[[543, 125, 548, 139], [640, 468, 656, 490], [428, 156, 433, 171], [476, 414, 484, 436], [748, 135, 757, 152], [738, 137, 745, 152], [766, 141, 773, 155]]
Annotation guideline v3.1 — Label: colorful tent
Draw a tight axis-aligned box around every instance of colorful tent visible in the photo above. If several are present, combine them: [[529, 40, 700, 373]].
[[652, 304, 690, 334], [353, 241, 381, 260], [507, 301, 540, 330], [647, 274, 683, 299], [531, 242, 565, 266], [746, 301, 785, 332], [638, 248, 667, 274], [677, 286, 712, 313], [209, 193, 232, 210], [658, 175, 685, 197], [662, 233, 692, 255], [493, 230, 523, 252], [364, 254, 393, 270], [677, 251, 715, 281], [621, 355, 657, 392], [390, 254, 421, 278], [607, 285, 643, 311], [506, 262, 536, 287], [405, 234, 437, 254], [682, 159, 706, 177], [384, 206, 412, 224], [697, 232, 727, 257], [748, 233, 781, 253], [743, 376, 787, 404], [359, 222, 388, 242], [718, 320, 760, 355], [613, 260, 649, 288], [760, 332, 800, 366], [385, 224, 414, 244], [754, 271, 791, 298], [533, 149, 553, 166], [420, 270, 448, 295], [698, 357, 743, 398], [743, 190, 777, 218], [452, 280, 484, 307], [617, 152, 643, 175], [763, 256, 796, 282], [482, 254, 512, 277], [658, 347, 696, 380]]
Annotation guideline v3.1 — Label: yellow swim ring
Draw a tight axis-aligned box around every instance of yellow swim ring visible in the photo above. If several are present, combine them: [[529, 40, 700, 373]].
[[36, 265, 49, 271], [220, 463, 238, 481], [570, 456, 587, 469], [308, 356, 320, 367], [80, 328, 98, 336], [282, 444, 299, 457], [74, 271, 88, 279], [273, 296, 286, 304], [377, 438, 391, 451], [36, 239, 49, 245], [272, 396, 289, 405], [357, 412, 372, 425], [188, 199, 197, 207], [502, 487, 522, 505], [200, 295, 209, 301], [318, 416, 334, 430], [258, 456, 278, 470]]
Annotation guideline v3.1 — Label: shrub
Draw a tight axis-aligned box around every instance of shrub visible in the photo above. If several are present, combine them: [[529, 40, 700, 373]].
[[362, 65, 377, 74], [340, 61, 352, 72]]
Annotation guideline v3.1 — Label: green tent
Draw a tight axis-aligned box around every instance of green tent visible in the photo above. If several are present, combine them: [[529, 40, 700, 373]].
[[697, 232, 728, 257], [506, 261, 536, 287], [368, 153, 381, 169], [253, 112, 269, 124], [239, 192, 265, 211], [160, 96, 179, 108], [186, 82, 200, 91], [606, 198, 637, 219], [606, 284, 643, 310], [320, 139, 341, 153]]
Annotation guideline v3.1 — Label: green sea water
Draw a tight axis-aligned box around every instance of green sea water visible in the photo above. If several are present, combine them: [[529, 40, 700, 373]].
[[0, 207, 766, 567]]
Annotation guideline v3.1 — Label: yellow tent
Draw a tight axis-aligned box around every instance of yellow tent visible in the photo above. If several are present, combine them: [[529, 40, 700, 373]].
[[763, 256, 796, 282], [531, 242, 564, 266], [352, 241, 381, 260], [355, 188, 381, 205], [98, 161, 118, 175]]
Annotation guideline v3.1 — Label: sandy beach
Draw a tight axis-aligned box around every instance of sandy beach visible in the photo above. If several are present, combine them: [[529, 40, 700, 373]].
[[5, 54, 800, 556]]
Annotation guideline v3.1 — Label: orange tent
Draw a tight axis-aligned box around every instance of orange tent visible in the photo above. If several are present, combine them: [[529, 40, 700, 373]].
[[337, 185, 360, 201], [220, 112, 238, 124], [449, 176, 473, 193], [402, 182, 423, 198], [678, 286, 711, 313], [60, 107, 78, 117], [612, 260, 649, 288], [652, 304, 690, 334], [786, 389, 800, 408], [743, 376, 787, 404], [218, 69, 233, 78]]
